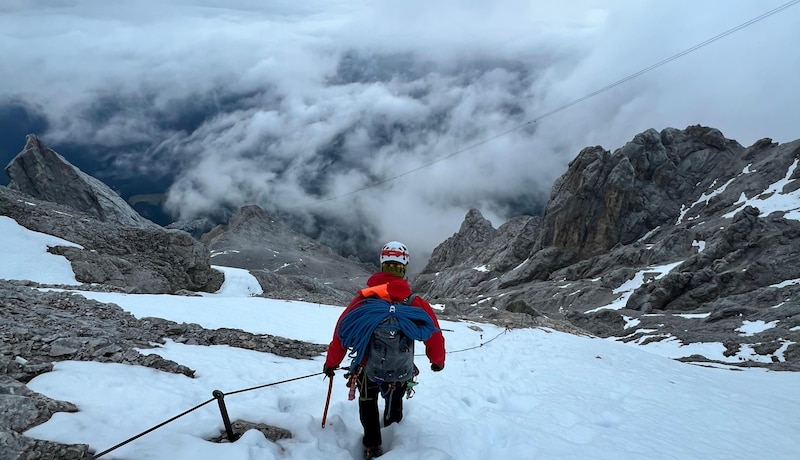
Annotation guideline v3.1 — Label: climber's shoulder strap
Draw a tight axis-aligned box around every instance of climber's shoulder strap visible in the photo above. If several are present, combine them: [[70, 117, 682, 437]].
[[402, 294, 417, 306]]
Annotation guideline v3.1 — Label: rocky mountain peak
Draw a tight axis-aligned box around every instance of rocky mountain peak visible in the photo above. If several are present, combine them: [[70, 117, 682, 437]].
[[200, 204, 274, 242], [459, 208, 494, 233], [1, 124, 799, 458], [230, 204, 272, 226], [5, 134, 155, 228], [536, 125, 747, 261], [201, 203, 371, 305], [2, 136, 223, 294], [416, 125, 800, 371], [423, 208, 496, 273], [413, 208, 539, 300]]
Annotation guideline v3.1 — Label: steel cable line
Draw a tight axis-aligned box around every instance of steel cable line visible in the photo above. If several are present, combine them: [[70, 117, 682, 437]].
[[414, 326, 511, 357], [92, 326, 513, 457], [288, 0, 799, 209], [93, 372, 323, 458]]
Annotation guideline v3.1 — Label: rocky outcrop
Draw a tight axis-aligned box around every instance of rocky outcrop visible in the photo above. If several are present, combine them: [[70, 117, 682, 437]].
[[6, 134, 155, 228], [1, 135, 225, 293], [0, 374, 90, 459], [627, 206, 800, 312], [0, 186, 224, 294], [202, 204, 372, 305], [0, 280, 325, 377], [0, 427, 91, 460], [414, 125, 800, 371], [0, 279, 325, 459], [414, 209, 539, 301], [537, 126, 743, 262]]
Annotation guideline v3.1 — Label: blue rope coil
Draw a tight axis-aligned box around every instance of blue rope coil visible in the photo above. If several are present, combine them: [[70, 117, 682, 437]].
[[337, 297, 439, 372]]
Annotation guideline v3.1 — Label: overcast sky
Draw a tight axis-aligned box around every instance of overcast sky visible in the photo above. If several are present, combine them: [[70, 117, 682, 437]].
[[2, 0, 798, 266]]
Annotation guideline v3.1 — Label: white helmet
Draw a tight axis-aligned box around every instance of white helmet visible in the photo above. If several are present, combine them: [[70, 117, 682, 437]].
[[380, 241, 410, 265]]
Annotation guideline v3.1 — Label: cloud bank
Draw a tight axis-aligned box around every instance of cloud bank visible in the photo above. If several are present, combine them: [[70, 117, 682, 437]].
[[1, 0, 798, 267]]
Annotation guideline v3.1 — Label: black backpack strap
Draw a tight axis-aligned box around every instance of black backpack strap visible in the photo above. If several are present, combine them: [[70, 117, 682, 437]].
[[402, 294, 417, 306]]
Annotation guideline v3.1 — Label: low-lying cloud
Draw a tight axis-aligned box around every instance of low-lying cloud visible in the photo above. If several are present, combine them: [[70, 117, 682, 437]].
[[2, 0, 798, 268]]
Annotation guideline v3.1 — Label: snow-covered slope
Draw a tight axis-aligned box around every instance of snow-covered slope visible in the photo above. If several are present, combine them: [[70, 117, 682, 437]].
[[4, 221, 799, 460]]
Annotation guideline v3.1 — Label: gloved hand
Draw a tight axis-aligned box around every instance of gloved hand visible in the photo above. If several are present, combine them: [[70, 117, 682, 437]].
[[431, 363, 444, 372], [323, 366, 336, 377]]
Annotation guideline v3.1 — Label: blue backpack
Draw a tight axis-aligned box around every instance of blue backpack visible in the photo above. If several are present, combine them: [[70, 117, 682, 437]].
[[338, 295, 439, 383]]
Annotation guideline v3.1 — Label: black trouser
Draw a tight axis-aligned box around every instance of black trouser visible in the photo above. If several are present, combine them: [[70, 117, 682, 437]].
[[357, 378, 407, 447]]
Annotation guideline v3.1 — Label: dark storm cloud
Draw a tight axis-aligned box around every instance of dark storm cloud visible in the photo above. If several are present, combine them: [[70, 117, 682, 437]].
[[0, 100, 50, 179], [1, 0, 798, 267]]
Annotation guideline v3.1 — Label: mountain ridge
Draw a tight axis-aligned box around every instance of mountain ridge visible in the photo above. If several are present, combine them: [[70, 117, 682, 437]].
[[414, 125, 800, 370], [2, 126, 798, 371], [1, 125, 799, 458]]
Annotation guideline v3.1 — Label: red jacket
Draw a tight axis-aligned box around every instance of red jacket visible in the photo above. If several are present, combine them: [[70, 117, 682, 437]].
[[324, 272, 446, 369]]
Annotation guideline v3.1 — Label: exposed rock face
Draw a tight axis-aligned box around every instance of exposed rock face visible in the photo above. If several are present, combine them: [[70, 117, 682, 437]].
[[2, 126, 799, 458], [627, 206, 800, 312], [5, 134, 155, 228], [414, 209, 539, 301], [414, 126, 800, 371], [202, 204, 372, 305], [0, 279, 325, 459], [0, 374, 90, 459], [1, 135, 224, 294], [538, 126, 742, 261], [0, 186, 224, 294]]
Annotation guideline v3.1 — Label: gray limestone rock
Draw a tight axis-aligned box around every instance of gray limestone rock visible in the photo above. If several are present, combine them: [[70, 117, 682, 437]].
[[413, 125, 800, 372], [0, 279, 326, 458], [202, 204, 372, 305], [6, 134, 155, 229], [0, 186, 224, 294], [2, 125, 800, 458]]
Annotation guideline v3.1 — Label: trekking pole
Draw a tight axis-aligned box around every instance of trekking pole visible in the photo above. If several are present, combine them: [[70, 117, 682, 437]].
[[321, 375, 334, 428]]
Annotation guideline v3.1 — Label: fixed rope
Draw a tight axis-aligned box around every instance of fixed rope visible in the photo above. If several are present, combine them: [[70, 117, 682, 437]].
[[94, 326, 513, 457], [414, 326, 510, 357], [446, 327, 510, 354], [93, 371, 322, 458]]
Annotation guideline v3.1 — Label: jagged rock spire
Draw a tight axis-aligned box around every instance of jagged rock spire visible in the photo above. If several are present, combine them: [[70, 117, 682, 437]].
[[5, 134, 154, 228]]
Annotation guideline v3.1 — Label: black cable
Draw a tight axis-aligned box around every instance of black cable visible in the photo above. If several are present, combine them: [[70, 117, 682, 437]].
[[94, 397, 216, 458], [224, 372, 322, 396], [446, 328, 509, 354], [414, 327, 510, 356], [93, 372, 323, 458]]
